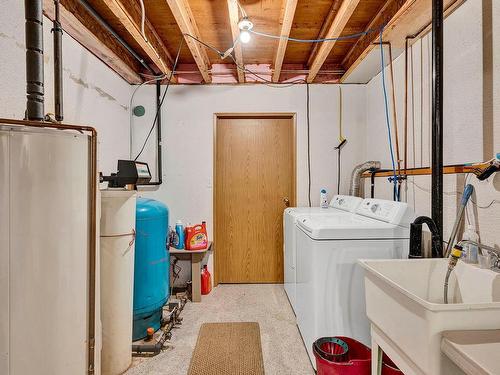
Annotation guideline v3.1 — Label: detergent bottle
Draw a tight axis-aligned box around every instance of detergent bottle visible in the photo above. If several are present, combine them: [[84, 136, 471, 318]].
[[185, 221, 208, 250], [201, 265, 212, 295], [174, 220, 184, 249]]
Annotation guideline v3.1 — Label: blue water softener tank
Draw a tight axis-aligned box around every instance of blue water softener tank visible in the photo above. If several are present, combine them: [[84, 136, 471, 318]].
[[133, 197, 170, 341]]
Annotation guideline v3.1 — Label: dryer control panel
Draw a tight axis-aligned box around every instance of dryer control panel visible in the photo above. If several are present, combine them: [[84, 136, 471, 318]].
[[356, 199, 415, 225], [330, 195, 363, 212]]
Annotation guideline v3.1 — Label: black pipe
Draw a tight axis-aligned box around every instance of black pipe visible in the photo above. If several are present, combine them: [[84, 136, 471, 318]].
[[154, 80, 163, 185], [370, 170, 377, 198], [431, 0, 444, 251], [409, 216, 442, 258], [77, 0, 155, 74], [52, 0, 63, 121], [25, 0, 44, 120]]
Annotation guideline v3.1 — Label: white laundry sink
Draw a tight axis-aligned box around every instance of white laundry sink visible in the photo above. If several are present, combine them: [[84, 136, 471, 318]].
[[359, 259, 500, 375]]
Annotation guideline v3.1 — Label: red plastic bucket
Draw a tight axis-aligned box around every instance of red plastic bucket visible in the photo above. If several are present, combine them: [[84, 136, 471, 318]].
[[382, 353, 403, 375], [313, 337, 371, 375]]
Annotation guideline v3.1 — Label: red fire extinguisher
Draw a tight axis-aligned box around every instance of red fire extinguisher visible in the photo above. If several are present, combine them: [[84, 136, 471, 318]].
[[201, 265, 212, 295]]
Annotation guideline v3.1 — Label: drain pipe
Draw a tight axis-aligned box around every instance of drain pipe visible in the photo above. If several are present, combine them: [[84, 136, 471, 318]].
[[25, 0, 44, 120], [349, 161, 381, 197], [77, 0, 155, 74], [431, 0, 444, 251], [52, 0, 63, 121]]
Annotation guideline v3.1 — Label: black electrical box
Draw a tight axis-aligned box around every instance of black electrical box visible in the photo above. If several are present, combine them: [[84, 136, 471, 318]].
[[100, 160, 152, 188]]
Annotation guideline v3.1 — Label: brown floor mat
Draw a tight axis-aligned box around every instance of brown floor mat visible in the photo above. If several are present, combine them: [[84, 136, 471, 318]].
[[188, 322, 265, 375]]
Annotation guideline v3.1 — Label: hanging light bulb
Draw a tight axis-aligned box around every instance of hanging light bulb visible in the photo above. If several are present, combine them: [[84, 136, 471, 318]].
[[239, 30, 251, 44], [238, 17, 253, 44]]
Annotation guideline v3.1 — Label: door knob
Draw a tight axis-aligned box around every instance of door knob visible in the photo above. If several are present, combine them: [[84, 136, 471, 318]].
[[283, 197, 290, 207]]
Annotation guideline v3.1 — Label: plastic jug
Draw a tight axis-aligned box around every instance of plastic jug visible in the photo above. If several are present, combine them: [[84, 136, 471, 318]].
[[462, 225, 479, 263], [185, 221, 208, 250], [201, 265, 212, 295], [174, 220, 184, 249]]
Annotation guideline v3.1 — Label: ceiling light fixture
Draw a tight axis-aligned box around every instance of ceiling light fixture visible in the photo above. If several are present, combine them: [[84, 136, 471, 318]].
[[238, 17, 253, 44]]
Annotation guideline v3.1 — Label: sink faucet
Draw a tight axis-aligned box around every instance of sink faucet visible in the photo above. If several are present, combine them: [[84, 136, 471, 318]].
[[409, 216, 443, 258], [444, 240, 500, 304], [455, 240, 500, 270]]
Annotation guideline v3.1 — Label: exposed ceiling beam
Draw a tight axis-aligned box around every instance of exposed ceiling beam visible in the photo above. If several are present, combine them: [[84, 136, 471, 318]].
[[166, 0, 212, 83], [227, 0, 245, 83], [340, 0, 465, 82], [100, 0, 175, 80], [306, 0, 360, 83], [44, 0, 142, 84], [272, 0, 298, 82], [340, 0, 409, 81], [306, 0, 343, 68]]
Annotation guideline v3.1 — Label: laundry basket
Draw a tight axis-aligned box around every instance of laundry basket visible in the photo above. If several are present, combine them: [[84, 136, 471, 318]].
[[313, 337, 371, 375]]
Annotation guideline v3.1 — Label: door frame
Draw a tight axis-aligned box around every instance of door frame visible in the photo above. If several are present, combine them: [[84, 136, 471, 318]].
[[213, 113, 297, 285]]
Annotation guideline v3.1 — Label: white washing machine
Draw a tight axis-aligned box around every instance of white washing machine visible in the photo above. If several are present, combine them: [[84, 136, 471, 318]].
[[295, 198, 415, 367], [283, 195, 362, 313]]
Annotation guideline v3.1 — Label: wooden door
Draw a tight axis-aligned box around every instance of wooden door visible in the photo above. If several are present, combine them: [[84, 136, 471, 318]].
[[215, 114, 295, 283]]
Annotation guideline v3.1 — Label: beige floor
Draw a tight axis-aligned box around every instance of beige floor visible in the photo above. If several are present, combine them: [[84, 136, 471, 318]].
[[126, 284, 314, 375]]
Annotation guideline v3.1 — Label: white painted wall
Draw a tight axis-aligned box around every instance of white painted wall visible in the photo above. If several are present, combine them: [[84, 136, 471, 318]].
[[0, 0, 132, 174], [364, 0, 500, 248], [132, 84, 367, 284]]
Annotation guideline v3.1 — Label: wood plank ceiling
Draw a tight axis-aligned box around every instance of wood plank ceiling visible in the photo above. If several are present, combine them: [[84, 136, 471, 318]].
[[43, 0, 465, 84]]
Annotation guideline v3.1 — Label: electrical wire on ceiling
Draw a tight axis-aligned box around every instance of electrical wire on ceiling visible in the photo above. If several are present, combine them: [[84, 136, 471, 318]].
[[249, 28, 375, 43], [138, 0, 148, 43], [133, 39, 184, 161], [379, 28, 399, 201], [129, 73, 167, 159]]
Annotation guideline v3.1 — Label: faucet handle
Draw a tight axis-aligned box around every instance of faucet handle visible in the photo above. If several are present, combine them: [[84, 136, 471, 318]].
[[489, 252, 500, 270]]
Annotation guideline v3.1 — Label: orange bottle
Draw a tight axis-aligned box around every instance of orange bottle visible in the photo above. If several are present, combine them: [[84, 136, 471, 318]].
[[201, 265, 212, 295], [185, 221, 208, 250]]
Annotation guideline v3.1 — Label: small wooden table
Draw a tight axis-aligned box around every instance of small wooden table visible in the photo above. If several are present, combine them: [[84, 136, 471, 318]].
[[169, 242, 212, 302]]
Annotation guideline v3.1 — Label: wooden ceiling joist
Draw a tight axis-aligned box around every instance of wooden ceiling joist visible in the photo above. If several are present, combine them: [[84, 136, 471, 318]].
[[306, 0, 361, 83], [100, 0, 175, 79], [227, 0, 245, 83], [340, 0, 409, 81], [166, 0, 212, 83], [43, 0, 142, 84], [272, 0, 298, 82], [306, 0, 343, 68]]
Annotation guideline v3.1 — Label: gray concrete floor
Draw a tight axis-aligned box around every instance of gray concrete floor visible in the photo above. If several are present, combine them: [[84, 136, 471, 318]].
[[126, 284, 314, 375]]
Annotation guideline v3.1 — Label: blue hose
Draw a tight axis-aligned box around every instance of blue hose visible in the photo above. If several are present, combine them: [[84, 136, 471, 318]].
[[379, 28, 399, 201]]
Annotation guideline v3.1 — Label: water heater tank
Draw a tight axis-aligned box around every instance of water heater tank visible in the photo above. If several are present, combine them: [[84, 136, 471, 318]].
[[133, 197, 170, 340]]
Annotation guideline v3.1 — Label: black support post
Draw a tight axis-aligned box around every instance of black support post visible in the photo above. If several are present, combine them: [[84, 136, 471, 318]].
[[53, 0, 64, 121], [431, 0, 444, 252]]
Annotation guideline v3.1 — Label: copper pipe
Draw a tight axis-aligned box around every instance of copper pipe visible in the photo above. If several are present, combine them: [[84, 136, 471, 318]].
[[0, 118, 98, 375], [404, 38, 409, 177]]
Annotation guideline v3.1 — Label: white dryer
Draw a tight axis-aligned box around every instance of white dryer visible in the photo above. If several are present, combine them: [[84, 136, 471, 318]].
[[295, 198, 414, 367], [283, 195, 362, 313]]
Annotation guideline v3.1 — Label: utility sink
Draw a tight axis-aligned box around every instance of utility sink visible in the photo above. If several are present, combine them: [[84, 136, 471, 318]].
[[359, 259, 500, 375]]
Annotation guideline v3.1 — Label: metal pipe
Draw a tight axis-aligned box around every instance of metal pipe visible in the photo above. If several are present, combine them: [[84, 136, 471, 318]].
[[77, 0, 154, 74], [52, 0, 63, 121], [0, 118, 98, 375], [24, 0, 44, 120], [153, 81, 163, 185], [432, 0, 444, 251]]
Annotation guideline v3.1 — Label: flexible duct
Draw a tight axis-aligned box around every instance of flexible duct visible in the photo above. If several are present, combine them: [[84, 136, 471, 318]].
[[349, 161, 381, 197], [25, 0, 44, 120]]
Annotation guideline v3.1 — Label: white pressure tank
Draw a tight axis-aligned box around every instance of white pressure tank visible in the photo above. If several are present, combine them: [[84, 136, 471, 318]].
[[100, 190, 137, 375]]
